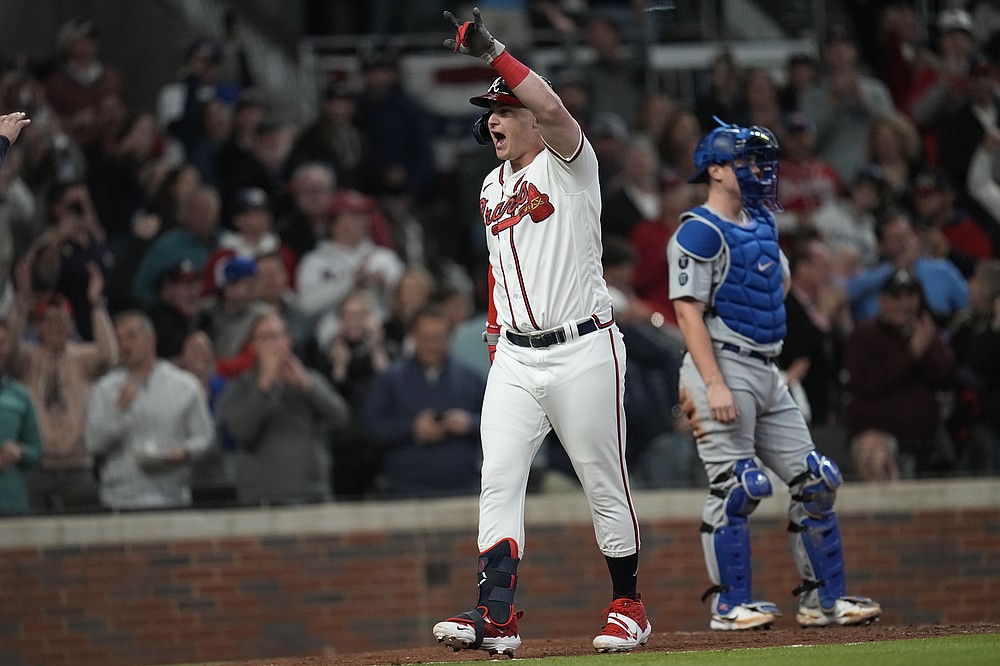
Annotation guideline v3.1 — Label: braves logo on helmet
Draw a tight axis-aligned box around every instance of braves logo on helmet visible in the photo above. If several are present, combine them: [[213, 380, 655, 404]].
[[469, 75, 556, 144]]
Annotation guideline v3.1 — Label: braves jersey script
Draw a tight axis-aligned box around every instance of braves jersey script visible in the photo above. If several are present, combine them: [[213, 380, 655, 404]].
[[481, 132, 613, 332]]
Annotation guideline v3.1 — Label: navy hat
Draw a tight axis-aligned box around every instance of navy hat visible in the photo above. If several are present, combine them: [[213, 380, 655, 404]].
[[880, 269, 922, 295], [155, 259, 200, 291], [232, 187, 270, 215]]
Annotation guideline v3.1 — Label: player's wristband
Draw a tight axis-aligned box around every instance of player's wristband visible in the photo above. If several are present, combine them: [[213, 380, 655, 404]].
[[490, 51, 529, 89]]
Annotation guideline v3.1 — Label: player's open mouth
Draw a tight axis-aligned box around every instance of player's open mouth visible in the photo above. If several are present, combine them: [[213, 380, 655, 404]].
[[492, 131, 507, 148]]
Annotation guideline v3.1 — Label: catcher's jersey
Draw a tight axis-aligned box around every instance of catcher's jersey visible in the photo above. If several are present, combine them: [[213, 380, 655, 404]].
[[480, 131, 613, 332]]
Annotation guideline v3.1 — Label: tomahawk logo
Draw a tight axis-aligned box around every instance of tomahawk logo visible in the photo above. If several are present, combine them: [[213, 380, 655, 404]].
[[481, 180, 555, 235]]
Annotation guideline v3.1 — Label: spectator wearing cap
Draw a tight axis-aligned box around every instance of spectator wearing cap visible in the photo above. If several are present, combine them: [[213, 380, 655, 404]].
[[254, 251, 315, 367], [939, 53, 1000, 219], [811, 164, 892, 271], [629, 170, 698, 328], [193, 255, 271, 378], [601, 134, 661, 241], [296, 189, 404, 343], [85, 311, 214, 510], [286, 81, 367, 190], [912, 168, 994, 278], [43, 17, 126, 121], [215, 87, 268, 218], [778, 53, 819, 112], [132, 185, 221, 309], [847, 207, 969, 326], [776, 111, 842, 231], [200, 186, 297, 295], [800, 23, 895, 184], [844, 268, 958, 480], [6, 262, 116, 513], [354, 47, 436, 205], [149, 260, 203, 361], [902, 8, 976, 167]]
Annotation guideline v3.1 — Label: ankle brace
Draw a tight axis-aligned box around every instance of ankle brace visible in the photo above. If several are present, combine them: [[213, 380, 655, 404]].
[[477, 538, 519, 624]]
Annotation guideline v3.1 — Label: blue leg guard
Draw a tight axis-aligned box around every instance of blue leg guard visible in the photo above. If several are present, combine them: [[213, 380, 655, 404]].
[[701, 459, 773, 615], [789, 451, 846, 610]]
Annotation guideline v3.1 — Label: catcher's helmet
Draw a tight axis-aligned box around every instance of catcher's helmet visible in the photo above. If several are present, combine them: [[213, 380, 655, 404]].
[[690, 116, 782, 209]]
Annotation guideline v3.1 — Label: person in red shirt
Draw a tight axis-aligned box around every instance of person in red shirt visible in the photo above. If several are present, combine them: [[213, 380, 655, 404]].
[[776, 112, 842, 233], [629, 170, 699, 328], [912, 168, 995, 278]]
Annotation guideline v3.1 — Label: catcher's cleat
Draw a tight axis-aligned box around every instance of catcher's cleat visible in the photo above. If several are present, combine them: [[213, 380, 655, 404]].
[[797, 596, 882, 627], [710, 601, 781, 631], [593, 595, 651, 653], [433, 605, 522, 657]]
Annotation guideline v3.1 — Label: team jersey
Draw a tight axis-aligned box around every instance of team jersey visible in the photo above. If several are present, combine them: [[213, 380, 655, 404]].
[[481, 131, 613, 332]]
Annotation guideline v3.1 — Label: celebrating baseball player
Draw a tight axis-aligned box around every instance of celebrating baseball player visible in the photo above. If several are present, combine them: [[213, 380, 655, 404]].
[[431, 7, 649, 657], [667, 118, 881, 631]]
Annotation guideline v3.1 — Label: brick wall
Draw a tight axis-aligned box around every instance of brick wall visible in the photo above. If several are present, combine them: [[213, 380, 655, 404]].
[[1, 499, 998, 666]]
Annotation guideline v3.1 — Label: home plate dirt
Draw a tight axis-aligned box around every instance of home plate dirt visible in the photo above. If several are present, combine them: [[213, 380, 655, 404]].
[[222, 623, 1000, 665]]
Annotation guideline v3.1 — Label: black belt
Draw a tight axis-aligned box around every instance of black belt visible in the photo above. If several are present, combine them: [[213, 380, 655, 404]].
[[720, 342, 775, 364], [506, 318, 599, 349]]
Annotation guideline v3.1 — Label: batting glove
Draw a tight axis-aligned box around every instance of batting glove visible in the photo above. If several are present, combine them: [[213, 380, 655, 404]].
[[444, 7, 506, 64]]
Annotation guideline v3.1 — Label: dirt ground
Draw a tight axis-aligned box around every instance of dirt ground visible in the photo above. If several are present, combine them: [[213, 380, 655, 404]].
[[222, 622, 1000, 666]]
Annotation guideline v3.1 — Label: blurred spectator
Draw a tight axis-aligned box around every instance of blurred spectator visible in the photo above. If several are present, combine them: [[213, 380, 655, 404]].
[[0, 144, 39, 291], [193, 255, 271, 377], [629, 170, 698, 327], [85, 311, 213, 510], [736, 67, 782, 132], [286, 82, 367, 189], [950, 259, 1000, 364], [844, 269, 957, 480], [961, 269, 1000, 473], [811, 164, 890, 271], [132, 185, 221, 309], [911, 168, 994, 278], [324, 289, 389, 499], [276, 162, 336, 260], [581, 12, 649, 125], [634, 92, 678, 164], [382, 265, 436, 361], [201, 187, 297, 294], [775, 111, 842, 233], [694, 51, 743, 132], [848, 208, 969, 325], [590, 111, 630, 193], [362, 306, 484, 497], [174, 329, 234, 506], [938, 53, 1000, 219], [28, 181, 111, 341], [8, 261, 116, 512], [659, 110, 702, 182], [800, 23, 895, 184], [865, 111, 921, 207], [880, 2, 926, 110], [86, 110, 163, 254], [964, 124, 1000, 251], [254, 251, 314, 365], [0, 318, 43, 515], [354, 48, 436, 205], [904, 8, 976, 166], [778, 52, 819, 112], [149, 260, 202, 361], [297, 189, 405, 344], [43, 18, 126, 122], [552, 69, 593, 132], [20, 116, 87, 213], [602, 134, 660, 241], [217, 309, 348, 505], [215, 88, 268, 219], [601, 236, 691, 488], [779, 234, 853, 462]]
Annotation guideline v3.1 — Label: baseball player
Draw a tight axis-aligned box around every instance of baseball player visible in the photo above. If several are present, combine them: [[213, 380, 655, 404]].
[[667, 118, 882, 630], [431, 7, 649, 657]]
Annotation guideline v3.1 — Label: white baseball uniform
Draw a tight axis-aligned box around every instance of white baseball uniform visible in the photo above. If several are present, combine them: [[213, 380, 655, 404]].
[[477, 129, 640, 558]]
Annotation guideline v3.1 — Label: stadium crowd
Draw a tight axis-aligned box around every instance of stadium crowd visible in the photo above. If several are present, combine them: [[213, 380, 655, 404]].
[[1, 2, 1000, 515]]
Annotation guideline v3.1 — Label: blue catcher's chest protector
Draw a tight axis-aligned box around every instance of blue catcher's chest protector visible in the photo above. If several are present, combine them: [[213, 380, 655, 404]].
[[680, 206, 786, 344]]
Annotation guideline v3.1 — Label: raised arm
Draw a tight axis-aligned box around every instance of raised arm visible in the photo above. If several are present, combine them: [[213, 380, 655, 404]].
[[444, 7, 580, 156]]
